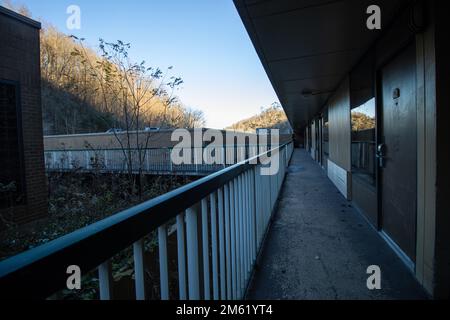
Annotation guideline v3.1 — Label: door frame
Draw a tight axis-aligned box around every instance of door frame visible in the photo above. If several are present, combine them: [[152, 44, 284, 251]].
[[375, 39, 418, 270], [316, 117, 322, 164]]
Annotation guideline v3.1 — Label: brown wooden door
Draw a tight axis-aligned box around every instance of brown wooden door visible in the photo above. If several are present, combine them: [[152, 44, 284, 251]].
[[379, 42, 417, 262]]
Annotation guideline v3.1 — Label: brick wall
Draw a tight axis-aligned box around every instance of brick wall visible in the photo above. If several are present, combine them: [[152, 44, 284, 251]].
[[0, 8, 47, 226]]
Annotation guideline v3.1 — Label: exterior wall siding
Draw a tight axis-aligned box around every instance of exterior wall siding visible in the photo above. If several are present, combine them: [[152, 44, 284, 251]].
[[415, 16, 436, 296], [328, 78, 351, 172], [327, 159, 349, 199], [430, 0, 449, 298], [327, 77, 351, 199], [310, 121, 316, 159]]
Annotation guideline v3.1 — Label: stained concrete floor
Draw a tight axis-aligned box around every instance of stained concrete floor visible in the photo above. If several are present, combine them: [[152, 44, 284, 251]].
[[247, 149, 428, 300]]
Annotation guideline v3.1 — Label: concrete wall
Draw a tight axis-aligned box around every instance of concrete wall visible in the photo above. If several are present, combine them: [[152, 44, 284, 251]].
[[0, 8, 47, 225]]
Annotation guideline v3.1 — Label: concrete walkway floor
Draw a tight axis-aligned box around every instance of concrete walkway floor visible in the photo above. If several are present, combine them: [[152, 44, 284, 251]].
[[247, 149, 428, 300]]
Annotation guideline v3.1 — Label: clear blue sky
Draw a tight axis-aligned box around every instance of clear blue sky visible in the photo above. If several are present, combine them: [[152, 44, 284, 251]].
[[7, 0, 279, 129]]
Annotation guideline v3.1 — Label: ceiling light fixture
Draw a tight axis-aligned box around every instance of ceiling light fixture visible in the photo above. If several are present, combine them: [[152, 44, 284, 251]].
[[301, 88, 335, 98]]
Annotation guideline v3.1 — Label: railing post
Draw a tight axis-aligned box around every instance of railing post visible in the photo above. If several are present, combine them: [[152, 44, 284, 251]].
[[276, 151, 280, 193], [242, 172, 247, 294], [169, 148, 173, 172], [249, 170, 253, 271], [267, 172, 272, 220], [285, 145, 288, 167], [98, 260, 113, 300], [245, 171, 251, 276], [217, 188, 226, 299], [158, 225, 169, 300], [177, 213, 187, 300], [85, 150, 89, 169], [230, 179, 237, 300], [265, 172, 269, 230], [210, 192, 219, 300], [201, 198, 210, 300], [250, 167, 256, 264], [195, 148, 200, 174], [235, 176, 242, 299], [239, 174, 245, 297], [222, 146, 226, 168], [243, 172, 249, 282], [186, 205, 200, 300], [52, 152, 56, 169], [269, 169, 273, 212], [133, 239, 146, 300], [68, 151, 73, 169], [254, 166, 260, 248], [224, 184, 232, 300], [104, 150, 108, 169], [247, 169, 253, 275], [272, 154, 276, 200]]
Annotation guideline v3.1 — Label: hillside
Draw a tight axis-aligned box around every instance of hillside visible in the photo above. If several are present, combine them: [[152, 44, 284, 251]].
[[3, 2, 205, 135], [226, 104, 292, 133], [351, 112, 376, 131], [40, 27, 206, 135]]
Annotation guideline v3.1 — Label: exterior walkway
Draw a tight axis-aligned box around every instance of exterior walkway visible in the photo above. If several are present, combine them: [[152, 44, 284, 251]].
[[247, 149, 428, 300]]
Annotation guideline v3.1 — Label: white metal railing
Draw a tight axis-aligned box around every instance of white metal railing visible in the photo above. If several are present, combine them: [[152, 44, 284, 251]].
[[143, 142, 293, 300], [0, 142, 294, 300], [44, 145, 262, 175]]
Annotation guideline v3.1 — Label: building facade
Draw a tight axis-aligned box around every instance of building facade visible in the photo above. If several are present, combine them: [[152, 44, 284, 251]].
[[235, 0, 449, 298], [0, 7, 47, 226]]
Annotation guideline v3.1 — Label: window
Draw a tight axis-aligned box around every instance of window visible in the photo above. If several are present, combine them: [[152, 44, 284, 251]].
[[351, 98, 376, 186], [0, 81, 25, 209]]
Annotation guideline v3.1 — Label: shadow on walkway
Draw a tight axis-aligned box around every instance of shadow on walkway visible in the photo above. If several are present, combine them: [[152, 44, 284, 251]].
[[247, 149, 427, 300]]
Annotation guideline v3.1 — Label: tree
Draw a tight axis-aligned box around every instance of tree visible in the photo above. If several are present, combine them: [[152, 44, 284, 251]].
[[72, 38, 186, 198], [2, 0, 31, 17], [5, 2, 207, 196], [351, 112, 375, 131]]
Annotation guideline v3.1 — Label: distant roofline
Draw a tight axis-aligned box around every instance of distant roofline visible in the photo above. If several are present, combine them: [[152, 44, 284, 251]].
[[44, 128, 221, 139], [43, 128, 279, 139], [44, 130, 176, 139], [0, 5, 41, 29]]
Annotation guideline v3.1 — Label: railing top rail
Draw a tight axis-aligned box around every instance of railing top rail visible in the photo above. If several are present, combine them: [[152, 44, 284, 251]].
[[44, 144, 268, 153], [0, 141, 292, 299], [351, 141, 376, 144]]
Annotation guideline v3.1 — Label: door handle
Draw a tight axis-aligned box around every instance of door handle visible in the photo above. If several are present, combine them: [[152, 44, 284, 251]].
[[377, 143, 386, 168]]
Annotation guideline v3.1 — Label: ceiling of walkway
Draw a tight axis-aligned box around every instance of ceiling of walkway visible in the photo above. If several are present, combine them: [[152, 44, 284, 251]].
[[234, 0, 408, 130]]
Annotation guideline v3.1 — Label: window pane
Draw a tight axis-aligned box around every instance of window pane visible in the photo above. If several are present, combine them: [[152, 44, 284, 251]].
[[0, 82, 25, 209], [351, 98, 376, 186]]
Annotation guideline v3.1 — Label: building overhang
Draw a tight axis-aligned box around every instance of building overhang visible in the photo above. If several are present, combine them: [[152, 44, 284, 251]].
[[234, 0, 410, 131]]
